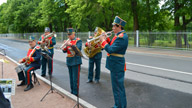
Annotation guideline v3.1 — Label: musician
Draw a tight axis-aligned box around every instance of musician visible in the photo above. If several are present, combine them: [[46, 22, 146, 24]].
[[38, 27, 56, 77], [85, 27, 102, 83], [62, 28, 82, 96], [17, 36, 41, 91], [100, 16, 128, 108]]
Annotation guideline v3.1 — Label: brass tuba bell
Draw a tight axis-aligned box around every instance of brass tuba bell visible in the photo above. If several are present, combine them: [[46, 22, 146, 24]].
[[83, 27, 106, 58]]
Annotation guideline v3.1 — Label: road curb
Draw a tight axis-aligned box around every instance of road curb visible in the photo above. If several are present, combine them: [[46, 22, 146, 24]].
[[0, 52, 96, 108]]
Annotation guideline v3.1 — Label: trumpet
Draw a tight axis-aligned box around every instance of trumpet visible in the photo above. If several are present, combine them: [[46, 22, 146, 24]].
[[60, 39, 70, 49], [87, 31, 112, 43]]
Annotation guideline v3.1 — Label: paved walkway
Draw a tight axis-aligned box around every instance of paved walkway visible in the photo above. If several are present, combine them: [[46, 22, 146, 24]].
[[0, 55, 83, 108]]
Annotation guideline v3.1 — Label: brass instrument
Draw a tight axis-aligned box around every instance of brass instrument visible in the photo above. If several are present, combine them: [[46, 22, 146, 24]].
[[84, 27, 112, 58], [87, 31, 112, 43], [61, 39, 82, 57], [41, 32, 57, 52], [60, 39, 70, 49], [60, 39, 75, 55], [23, 46, 36, 65]]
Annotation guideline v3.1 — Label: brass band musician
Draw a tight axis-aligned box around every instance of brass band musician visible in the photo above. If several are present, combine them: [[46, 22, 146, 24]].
[[17, 36, 41, 91]]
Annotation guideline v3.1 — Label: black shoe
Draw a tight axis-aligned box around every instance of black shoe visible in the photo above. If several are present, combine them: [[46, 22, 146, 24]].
[[17, 81, 26, 86], [95, 80, 99, 83], [24, 84, 34, 91], [41, 74, 46, 77], [86, 80, 93, 83]]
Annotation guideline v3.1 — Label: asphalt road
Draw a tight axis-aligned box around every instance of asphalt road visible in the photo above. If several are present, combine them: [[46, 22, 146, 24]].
[[0, 38, 192, 108]]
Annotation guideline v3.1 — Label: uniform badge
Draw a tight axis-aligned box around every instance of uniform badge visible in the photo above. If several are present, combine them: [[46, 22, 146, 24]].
[[118, 33, 124, 38]]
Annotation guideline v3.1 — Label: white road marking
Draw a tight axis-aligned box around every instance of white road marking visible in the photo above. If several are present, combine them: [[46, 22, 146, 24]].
[[55, 49, 192, 76], [102, 58, 192, 76], [127, 50, 192, 59]]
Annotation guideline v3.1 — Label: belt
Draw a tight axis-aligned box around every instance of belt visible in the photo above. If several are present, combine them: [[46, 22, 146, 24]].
[[48, 47, 53, 49], [107, 53, 124, 57], [67, 54, 75, 57]]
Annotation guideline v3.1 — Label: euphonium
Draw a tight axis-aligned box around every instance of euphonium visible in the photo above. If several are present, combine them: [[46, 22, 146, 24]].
[[84, 27, 112, 58], [41, 32, 57, 52]]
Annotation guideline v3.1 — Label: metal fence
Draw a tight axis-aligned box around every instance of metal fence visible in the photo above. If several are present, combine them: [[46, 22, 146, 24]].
[[0, 31, 192, 50]]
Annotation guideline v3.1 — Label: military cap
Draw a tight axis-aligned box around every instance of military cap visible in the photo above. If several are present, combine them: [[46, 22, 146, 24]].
[[67, 28, 75, 35], [45, 27, 50, 32], [29, 36, 35, 41], [112, 16, 127, 27]]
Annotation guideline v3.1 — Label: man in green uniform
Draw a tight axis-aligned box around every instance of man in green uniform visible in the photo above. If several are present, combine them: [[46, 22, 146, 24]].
[[100, 16, 128, 108], [85, 27, 102, 83], [38, 27, 56, 77], [62, 28, 82, 96], [17, 36, 41, 91]]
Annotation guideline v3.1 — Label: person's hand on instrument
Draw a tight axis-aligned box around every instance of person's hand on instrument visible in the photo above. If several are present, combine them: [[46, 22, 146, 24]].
[[67, 41, 72, 46], [19, 59, 23, 64], [24, 56, 29, 61], [38, 41, 43, 44], [97, 43, 101, 47], [100, 35, 106, 42], [100, 32, 106, 42], [45, 38, 49, 43], [88, 42, 91, 48]]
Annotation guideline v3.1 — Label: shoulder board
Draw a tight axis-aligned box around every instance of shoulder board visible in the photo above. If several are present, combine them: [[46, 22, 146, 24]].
[[35, 46, 40, 49], [118, 33, 124, 38], [41, 34, 45, 37], [76, 38, 81, 41]]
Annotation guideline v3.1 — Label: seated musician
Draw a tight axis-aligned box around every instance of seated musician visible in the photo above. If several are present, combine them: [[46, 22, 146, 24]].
[[17, 36, 41, 91]]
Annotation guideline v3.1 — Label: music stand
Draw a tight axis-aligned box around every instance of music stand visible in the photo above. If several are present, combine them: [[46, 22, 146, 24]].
[[71, 45, 84, 108], [40, 52, 64, 101]]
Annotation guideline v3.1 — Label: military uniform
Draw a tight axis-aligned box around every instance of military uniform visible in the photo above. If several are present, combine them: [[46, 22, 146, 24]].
[[21, 45, 41, 84], [85, 28, 102, 82], [63, 28, 82, 96], [38, 27, 56, 76], [17, 36, 41, 91], [101, 16, 128, 108]]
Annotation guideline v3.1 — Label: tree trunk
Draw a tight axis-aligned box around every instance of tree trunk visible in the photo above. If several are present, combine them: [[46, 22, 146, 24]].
[[49, 23, 52, 32], [131, 0, 139, 46], [174, 0, 182, 48], [146, 0, 154, 46], [182, 16, 188, 46]]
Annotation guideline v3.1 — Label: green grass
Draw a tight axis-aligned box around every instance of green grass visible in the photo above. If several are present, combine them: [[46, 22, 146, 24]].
[[128, 38, 192, 50]]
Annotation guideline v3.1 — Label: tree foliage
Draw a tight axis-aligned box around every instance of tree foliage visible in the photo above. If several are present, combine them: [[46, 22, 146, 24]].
[[0, 0, 191, 34]]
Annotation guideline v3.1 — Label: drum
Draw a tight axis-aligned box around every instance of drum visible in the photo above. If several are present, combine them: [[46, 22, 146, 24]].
[[15, 65, 26, 81]]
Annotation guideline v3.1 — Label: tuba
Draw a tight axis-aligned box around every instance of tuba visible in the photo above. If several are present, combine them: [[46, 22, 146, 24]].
[[84, 27, 111, 58]]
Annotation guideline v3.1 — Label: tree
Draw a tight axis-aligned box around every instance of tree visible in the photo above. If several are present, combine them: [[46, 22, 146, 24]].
[[162, 0, 192, 48]]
